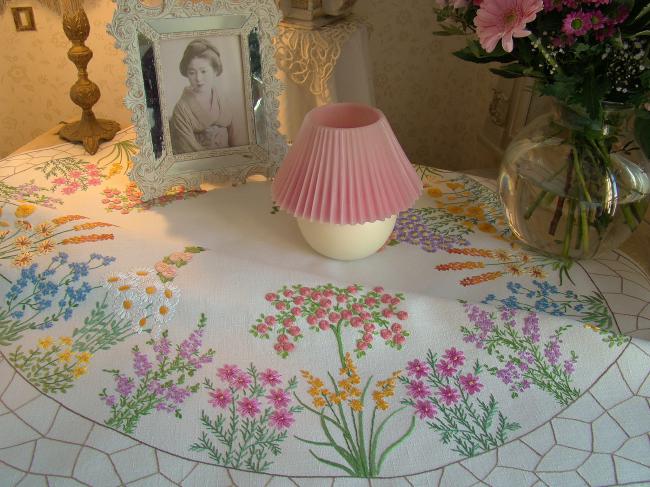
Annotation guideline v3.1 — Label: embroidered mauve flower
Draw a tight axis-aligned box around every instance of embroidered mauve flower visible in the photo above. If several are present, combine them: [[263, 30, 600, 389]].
[[436, 359, 457, 378], [475, 0, 544, 53], [269, 409, 295, 429], [168, 252, 193, 263], [459, 373, 484, 395], [266, 388, 291, 409], [544, 336, 562, 365], [260, 368, 282, 387], [437, 385, 460, 406], [232, 372, 252, 390], [103, 395, 117, 407], [132, 351, 152, 377], [443, 347, 465, 368], [155, 262, 177, 279], [115, 375, 135, 396], [217, 364, 242, 384], [237, 397, 261, 417], [406, 359, 430, 379], [407, 380, 431, 399], [209, 388, 232, 408], [414, 399, 437, 419]]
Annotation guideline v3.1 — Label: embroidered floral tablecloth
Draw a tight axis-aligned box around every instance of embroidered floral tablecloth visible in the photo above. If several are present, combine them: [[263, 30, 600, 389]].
[[0, 127, 649, 487]]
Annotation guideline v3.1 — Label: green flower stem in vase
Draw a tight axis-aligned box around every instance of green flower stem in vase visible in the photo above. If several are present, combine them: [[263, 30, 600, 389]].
[[499, 101, 650, 260]]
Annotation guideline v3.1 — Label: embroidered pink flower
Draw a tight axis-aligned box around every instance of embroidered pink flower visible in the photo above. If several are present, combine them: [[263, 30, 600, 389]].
[[208, 389, 232, 409], [407, 359, 430, 379], [436, 359, 457, 377], [155, 261, 177, 279], [407, 380, 431, 399], [437, 385, 461, 406], [415, 399, 437, 419], [232, 373, 252, 390], [237, 397, 261, 417], [168, 252, 193, 263], [475, 0, 544, 53], [217, 364, 242, 383], [459, 373, 484, 395], [443, 347, 466, 368], [260, 368, 282, 387], [266, 388, 291, 409], [269, 409, 295, 429]]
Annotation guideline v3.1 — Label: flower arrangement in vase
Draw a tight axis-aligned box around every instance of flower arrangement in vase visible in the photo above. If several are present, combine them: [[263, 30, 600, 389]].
[[434, 0, 650, 259]]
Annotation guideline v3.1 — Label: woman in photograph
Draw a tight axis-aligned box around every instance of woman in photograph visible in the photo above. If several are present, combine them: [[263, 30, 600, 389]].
[[169, 39, 233, 154]]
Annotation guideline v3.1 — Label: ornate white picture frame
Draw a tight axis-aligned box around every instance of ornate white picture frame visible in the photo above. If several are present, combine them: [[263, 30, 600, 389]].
[[109, 0, 287, 200]]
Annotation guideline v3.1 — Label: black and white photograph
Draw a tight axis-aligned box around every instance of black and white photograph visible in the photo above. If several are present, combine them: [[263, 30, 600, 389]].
[[158, 34, 250, 156]]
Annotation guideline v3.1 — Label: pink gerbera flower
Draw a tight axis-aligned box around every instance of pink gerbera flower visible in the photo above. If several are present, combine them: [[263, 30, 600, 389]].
[[562, 11, 590, 36], [475, 0, 544, 53]]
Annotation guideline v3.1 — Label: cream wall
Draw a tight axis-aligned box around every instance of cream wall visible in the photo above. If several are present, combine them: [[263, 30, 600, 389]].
[[0, 0, 131, 158], [0, 0, 498, 171]]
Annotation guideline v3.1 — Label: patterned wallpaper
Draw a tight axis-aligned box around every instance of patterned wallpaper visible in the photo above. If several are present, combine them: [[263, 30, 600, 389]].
[[0, 0, 499, 171], [0, 0, 132, 158]]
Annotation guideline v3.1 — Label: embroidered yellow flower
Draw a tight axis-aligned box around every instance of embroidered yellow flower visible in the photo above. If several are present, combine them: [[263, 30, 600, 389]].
[[15, 220, 32, 231], [447, 205, 464, 215], [0, 220, 9, 227], [13, 253, 33, 268], [583, 323, 600, 332], [38, 337, 54, 349], [427, 187, 442, 198], [14, 235, 32, 250], [58, 350, 73, 363], [60, 336, 74, 346], [76, 351, 93, 363], [37, 240, 55, 254], [478, 222, 497, 233], [14, 204, 36, 218], [446, 182, 464, 190], [465, 206, 485, 219], [36, 222, 54, 237], [349, 399, 363, 412], [73, 366, 88, 378], [529, 266, 546, 278]]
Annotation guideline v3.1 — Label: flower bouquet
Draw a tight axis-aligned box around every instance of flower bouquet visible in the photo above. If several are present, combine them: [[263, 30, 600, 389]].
[[434, 0, 650, 259]]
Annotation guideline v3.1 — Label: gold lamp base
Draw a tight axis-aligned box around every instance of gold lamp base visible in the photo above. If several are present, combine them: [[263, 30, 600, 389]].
[[60, 7, 119, 155], [59, 112, 120, 155]]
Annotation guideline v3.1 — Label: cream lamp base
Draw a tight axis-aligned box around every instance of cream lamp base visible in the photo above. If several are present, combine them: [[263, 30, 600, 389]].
[[297, 215, 397, 261]]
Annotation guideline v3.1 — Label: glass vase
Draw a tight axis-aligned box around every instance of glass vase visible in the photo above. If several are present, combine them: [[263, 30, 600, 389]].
[[498, 101, 650, 260]]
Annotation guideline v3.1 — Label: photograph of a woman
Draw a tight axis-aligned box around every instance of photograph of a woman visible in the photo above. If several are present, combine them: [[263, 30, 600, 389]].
[[160, 36, 250, 156]]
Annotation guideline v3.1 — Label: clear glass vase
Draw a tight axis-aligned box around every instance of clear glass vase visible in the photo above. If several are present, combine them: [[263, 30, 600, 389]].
[[498, 101, 650, 260]]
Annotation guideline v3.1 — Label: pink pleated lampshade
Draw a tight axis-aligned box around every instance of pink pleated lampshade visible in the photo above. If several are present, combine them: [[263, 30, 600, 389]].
[[272, 103, 422, 225]]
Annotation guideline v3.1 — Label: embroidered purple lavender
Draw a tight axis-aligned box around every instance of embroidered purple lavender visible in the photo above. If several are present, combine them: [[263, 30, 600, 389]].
[[388, 208, 470, 252]]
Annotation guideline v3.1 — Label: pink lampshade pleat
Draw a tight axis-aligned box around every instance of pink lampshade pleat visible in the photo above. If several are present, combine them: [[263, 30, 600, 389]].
[[272, 103, 422, 225]]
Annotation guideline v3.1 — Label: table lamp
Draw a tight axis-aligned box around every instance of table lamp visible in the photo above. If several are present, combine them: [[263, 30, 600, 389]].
[[272, 103, 421, 260]]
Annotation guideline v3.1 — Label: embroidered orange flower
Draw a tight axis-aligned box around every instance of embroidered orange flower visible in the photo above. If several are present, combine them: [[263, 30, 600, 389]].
[[38, 337, 54, 349], [35, 222, 54, 237], [73, 222, 115, 231], [37, 240, 55, 254], [465, 206, 485, 219], [447, 205, 464, 215], [436, 261, 485, 271], [52, 215, 87, 226], [13, 253, 33, 268], [60, 234, 114, 245], [58, 350, 73, 363], [14, 235, 32, 250], [478, 222, 497, 233], [446, 247, 495, 258], [460, 272, 503, 286], [427, 187, 443, 198], [446, 182, 464, 190], [529, 266, 546, 278], [60, 336, 74, 346]]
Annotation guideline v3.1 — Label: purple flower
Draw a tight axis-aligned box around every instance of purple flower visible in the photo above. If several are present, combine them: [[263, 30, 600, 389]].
[[496, 362, 520, 385], [436, 359, 457, 378], [115, 375, 135, 396], [564, 359, 576, 375], [179, 330, 203, 359], [269, 409, 295, 429], [155, 403, 175, 413], [147, 380, 164, 396], [260, 368, 282, 387], [407, 380, 431, 399], [437, 385, 460, 406], [153, 337, 171, 361], [522, 313, 541, 343], [103, 395, 117, 407], [165, 385, 191, 405], [586, 9, 606, 30], [132, 351, 152, 377], [209, 388, 232, 409], [393, 209, 469, 252], [237, 397, 261, 417], [266, 388, 291, 409], [414, 399, 437, 419], [459, 373, 483, 395], [406, 359, 430, 379], [544, 337, 562, 365]]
